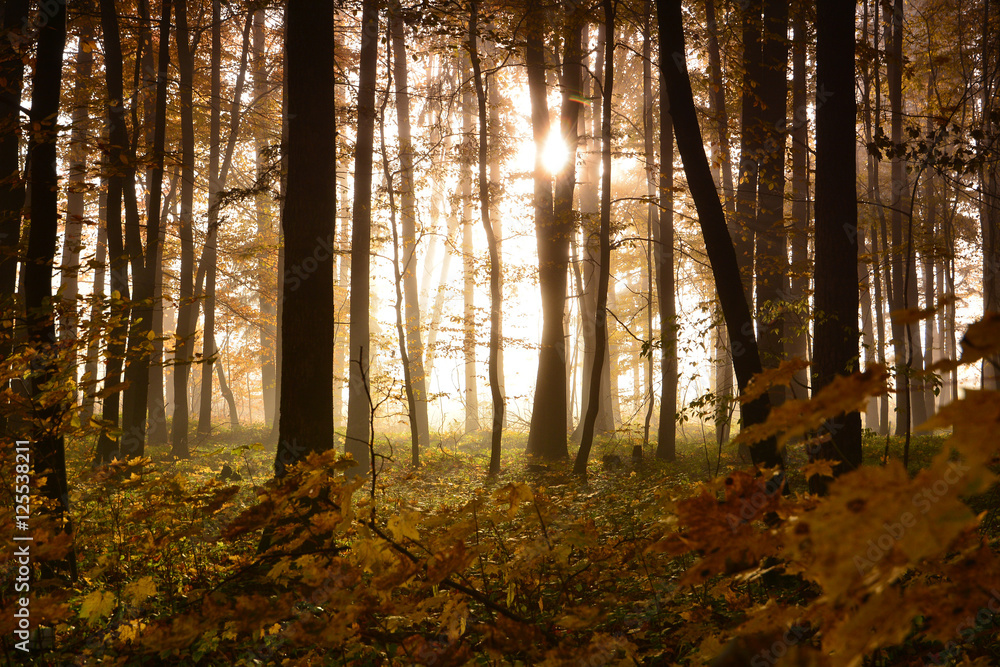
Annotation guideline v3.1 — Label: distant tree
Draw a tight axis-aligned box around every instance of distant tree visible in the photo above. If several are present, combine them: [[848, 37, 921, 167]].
[[345, 0, 379, 474], [574, 0, 615, 477]]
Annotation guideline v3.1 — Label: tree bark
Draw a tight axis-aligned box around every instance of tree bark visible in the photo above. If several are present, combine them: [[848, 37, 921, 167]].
[[654, 3, 677, 461], [734, 0, 764, 307], [272, 0, 336, 478], [171, 0, 196, 458], [24, 0, 76, 579], [788, 1, 810, 400], [753, 0, 789, 402], [461, 55, 480, 433], [811, 0, 863, 491], [0, 0, 28, 439], [526, 1, 584, 459]]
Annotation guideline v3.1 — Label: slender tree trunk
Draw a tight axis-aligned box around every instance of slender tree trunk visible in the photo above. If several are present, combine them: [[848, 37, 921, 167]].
[[469, 0, 504, 475], [254, 8, 276, 427], [657, 0, 780, 469], [573, 23, 615, 441], [24, 0, 76, 579], [654, 6, 677, 461], [788, 1, 810, 400], [81, 196, 107, 425], [197, 0, 223, 436], [147, 174, 177, 445], [461, 55, 480, 433], [811, 0, 863, 492], [389, 0, 430, 451], [272, 0, 336, 478], [59, 18, 95, 404], [574, 0, 616, 477], [345, 0, 379, 473], [171, 0, 196, 457]]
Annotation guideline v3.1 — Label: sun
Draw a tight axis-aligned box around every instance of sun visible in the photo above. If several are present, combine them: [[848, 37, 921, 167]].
[[541, 132, 568, 174]]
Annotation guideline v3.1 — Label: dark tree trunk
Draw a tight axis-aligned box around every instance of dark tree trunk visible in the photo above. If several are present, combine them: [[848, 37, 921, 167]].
[[654, 6, 677, 461], [24, 0, 76, 579], [171, 0, 196, 458], [526, 2, 583, 459], [272, 0, 336, 477], [345, 0, 379, 473], [120, 0, 172, 458], [734, 0, 764, 307], [810, 0, 863, 492], [657, 0, 780, 469], [753, 0, 789, 400], [0, 0, 28, 439]]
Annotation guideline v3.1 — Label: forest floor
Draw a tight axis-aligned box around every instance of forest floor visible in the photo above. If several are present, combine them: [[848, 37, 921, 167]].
[[8, 423, 998, 665]]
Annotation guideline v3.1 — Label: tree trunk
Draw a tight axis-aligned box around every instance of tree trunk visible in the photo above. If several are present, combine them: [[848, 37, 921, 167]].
[[24, 0, 76, 579], [59, 18, 95, 403], [0, 0, 28, 439], [81, 195, 107, 425], [272, 0, 336, 477], [197, 0, 223, 437], [461, 55, 480, 433], [788, 1, 810, 400], [147, 174, 177, 445], [811, 0, 863, 491], [574, 0, 616, 477], [389, 0, 430, 451], [734, 0, 764, 307], [120, 0, 171, 458], [469, 0, 505, 475], [573, 22, 615, 441], [254, 8, 277, 427], [171, 0, 196, 458], [753, 0, 789, 403], [345, 0, 380, 473], [654, 5, 677, 461], [657, 0, 780, 469], [526, 2, 584, 459]]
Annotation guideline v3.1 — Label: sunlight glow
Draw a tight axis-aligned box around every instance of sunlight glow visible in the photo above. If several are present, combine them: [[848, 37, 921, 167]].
[[541, 132, 568, 174]]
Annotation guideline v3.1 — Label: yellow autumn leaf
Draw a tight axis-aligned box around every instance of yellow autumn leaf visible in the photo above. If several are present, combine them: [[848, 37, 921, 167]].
[[741, 357, 810, 404], [386, 510, 420, 542], [123, 576, 156, 605], [79, 590, 116, 625]]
